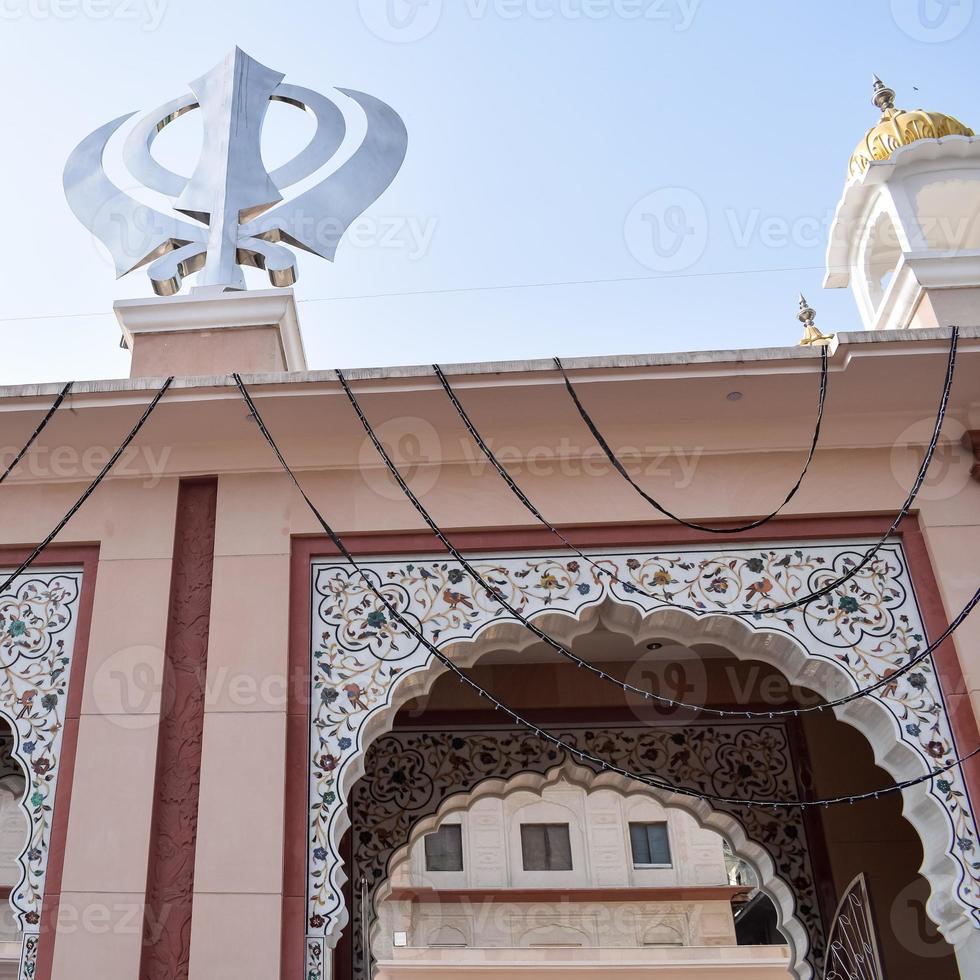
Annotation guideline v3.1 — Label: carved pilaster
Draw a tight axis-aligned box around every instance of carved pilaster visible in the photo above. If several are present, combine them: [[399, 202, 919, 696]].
[[139, 479, 217, 980]]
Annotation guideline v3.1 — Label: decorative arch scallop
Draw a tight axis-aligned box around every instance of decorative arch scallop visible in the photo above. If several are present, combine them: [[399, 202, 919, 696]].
[[297, 537, 980, 980]]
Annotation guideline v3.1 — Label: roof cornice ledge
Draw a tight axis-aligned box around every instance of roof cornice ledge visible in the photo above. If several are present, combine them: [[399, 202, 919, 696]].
[[0, 325, 974, 408]]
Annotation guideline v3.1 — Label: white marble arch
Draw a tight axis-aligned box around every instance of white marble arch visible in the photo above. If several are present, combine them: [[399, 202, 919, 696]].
[[305, 542, 980, 980], [0, 776, 28, 935], [0, 570, 83, 980], [370, 761, 810, 975]]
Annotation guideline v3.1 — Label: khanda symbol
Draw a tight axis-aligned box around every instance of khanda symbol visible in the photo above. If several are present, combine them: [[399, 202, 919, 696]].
[[63, 48, 408, 296]]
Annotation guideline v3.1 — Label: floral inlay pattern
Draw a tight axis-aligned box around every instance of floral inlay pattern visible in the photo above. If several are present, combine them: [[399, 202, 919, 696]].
[[346, 725, 821, 980], [307, 541, 978, 974], [0, 570, 83, 980], [17, 934, 37, 979]]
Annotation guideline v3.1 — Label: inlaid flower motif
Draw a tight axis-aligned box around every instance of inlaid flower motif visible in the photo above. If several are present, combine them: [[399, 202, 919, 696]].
[[651, 570, 672, 586], [366, 611, 386, 629], [7, 619, 26, 637], [746, 558, 765, 573], [838, 596, 859, 614]]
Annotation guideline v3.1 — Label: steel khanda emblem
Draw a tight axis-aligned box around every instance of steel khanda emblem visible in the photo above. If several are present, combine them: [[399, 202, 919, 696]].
[[63, 48, 408, 296]]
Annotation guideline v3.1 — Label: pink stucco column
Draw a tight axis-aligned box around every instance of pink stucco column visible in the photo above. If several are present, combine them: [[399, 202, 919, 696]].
[[186, 474, 298, 980]]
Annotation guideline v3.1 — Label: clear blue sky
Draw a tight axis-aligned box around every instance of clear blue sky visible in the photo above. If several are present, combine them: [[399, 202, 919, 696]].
[[1, 0, 977, 383]]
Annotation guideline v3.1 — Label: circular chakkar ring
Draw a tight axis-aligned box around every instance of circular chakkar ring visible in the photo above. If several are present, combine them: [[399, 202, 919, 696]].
[[122, 83, 348, 202]]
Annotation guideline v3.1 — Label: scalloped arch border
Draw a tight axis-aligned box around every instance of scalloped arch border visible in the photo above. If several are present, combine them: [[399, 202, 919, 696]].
[[321, 578, 973, 946], [0, 547, 97, 980], [290, 527, 980, 980]]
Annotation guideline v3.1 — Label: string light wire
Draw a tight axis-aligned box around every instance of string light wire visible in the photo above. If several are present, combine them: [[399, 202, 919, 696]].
[[435, 359, 832, 613], [431, 358, 980, 714], [0, 378, 172, 594], [0, 382, 73, 485], [339, 363, 977, 719], [545, 327, 959, 617], [234, 372, 980, 810], [552, 352, 831, 534]]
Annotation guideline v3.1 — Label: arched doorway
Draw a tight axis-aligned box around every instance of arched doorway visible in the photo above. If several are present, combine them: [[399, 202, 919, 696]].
[[301, 540, 978, 979]]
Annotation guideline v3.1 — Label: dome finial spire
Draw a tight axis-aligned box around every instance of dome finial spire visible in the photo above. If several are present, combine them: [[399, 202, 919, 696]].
[[798, 294, 815, 329], [849, 78, 973, 178], [872, 75, 896, 113], [797, 294, 833, 346]]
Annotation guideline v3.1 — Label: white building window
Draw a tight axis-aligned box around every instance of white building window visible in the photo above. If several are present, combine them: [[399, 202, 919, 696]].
[[520, 823, 573, 871], [629, 822, 672, 867], [424, 824, 463, 872]]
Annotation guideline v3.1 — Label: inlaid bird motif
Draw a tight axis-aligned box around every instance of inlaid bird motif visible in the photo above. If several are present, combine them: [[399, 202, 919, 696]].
[[15, 690, 37, 720], [442, 589, 474, 611], [745, 578, 774, 601], [343, 683, 368, 711]]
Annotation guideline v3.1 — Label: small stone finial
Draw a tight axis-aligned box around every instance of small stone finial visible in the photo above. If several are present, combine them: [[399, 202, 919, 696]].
[[797, 294, 833, 346], [872, 75, 896, 113], [798, 294, 815, 328]]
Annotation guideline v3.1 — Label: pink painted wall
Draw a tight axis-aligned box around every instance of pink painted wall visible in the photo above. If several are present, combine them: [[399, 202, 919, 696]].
[[0, 329, 973, 980]]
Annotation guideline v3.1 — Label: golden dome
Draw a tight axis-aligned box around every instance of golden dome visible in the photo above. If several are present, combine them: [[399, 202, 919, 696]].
[[848, 77, 973, 179]]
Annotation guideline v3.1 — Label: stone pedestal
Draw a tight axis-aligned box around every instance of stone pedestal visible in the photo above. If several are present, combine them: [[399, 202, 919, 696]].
[[114, 289, 308, 378]]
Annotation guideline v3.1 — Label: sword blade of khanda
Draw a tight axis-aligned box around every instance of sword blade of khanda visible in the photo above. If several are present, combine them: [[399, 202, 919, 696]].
[[175, 48, 285, 290]]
